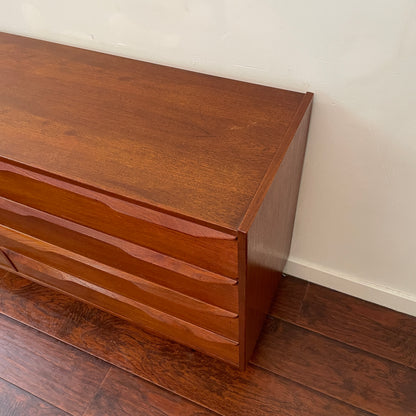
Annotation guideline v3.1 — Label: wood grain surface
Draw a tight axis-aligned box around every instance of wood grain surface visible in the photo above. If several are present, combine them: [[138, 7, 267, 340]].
[[0, 31, 307, 230], [298, 284, 416, 370], [84, 367, 216, 416], [0, 312, 109, 416], [0, 32, 313, 368], [270, 277, 416, 370], [1, 31, 409, 416], [241, 98, 312, 364], [0, 377, 70, 416], [1, 271, 414, 415], [0, 248, 15, 271], [0, 203, 239, 311], [0, 272, 374, 416], [269, 274, 308, 321], [0, 194, 238, 280], [0, 162, 239, 278], [1, 264, 239, 366], [253, 317, 416, 416], [0, 224, 239, 340]]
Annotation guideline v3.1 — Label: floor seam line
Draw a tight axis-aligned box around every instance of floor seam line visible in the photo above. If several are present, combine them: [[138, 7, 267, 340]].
[[0, 375, 73, 415], [248, 361, 378, 416]]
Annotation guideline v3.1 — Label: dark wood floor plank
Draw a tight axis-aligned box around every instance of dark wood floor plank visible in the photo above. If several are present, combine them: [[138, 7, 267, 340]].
[[0, 377, 70, 416], [296, 284, 416, 369], [252, 317, 416, 416], [0, 273, 372, 416], [269, 275, 308, 322], [84, 367, 217, 416], [0, 306, 109, 416]]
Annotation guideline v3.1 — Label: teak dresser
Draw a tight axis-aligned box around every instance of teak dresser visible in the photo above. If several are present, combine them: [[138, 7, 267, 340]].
[[0, 32, 313, 369]]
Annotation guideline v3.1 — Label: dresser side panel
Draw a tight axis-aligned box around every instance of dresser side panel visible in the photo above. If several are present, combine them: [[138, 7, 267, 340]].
[[244, 102, 312, 363]]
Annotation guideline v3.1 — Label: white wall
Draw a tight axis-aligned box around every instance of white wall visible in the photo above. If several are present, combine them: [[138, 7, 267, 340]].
[[1, 0, 416, 315]]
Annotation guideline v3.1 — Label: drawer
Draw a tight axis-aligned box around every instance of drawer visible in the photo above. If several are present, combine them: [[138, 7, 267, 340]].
[[0, 161, 238, 278], [0, 199, 239, 313], [0, 224, 239, 341], [4, 248, 239, 365]]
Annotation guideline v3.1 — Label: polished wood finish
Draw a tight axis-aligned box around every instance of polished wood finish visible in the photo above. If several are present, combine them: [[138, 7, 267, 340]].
[[270, 273, 308, 321], [0, 273, 416, 416], [0, 248, 15, 270], [0, 201, 238, 313], [300, 284, 416, 370], [253, 317, 416, 416], [0, 32, 304, 230], [84, 368, 216, 416], [0, 32, 313, 367], [0, 272, 372, 416], [0, 378, 70, 416], [0, 224, 239, 341], [241, 98, 312, 363], [0, 160, 239, 278], [3, 271, 416, 415], [270, 276, 416, 370], [0, 311, 109, 416]]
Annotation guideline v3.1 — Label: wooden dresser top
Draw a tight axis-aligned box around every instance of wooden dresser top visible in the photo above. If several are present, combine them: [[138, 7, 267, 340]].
[[0, 32, 311, 232]]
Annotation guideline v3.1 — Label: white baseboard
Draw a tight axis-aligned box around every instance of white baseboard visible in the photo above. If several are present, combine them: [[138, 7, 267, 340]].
[[284, 258, 416, 317]]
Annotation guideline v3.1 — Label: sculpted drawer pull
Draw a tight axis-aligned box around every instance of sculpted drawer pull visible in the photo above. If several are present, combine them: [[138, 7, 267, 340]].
[[0, 224, 240, 340], [0, 247, 17, 271]]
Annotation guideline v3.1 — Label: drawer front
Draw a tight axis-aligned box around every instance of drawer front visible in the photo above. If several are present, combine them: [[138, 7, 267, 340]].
[[0, 200, 238, 313], [0, 161, 238, 278], [0, 225, 239, 341], [5, 251, 239, 365]]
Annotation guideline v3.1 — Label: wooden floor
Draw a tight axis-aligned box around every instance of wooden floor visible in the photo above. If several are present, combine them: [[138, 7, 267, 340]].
[[0, 270, 415, 416]]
